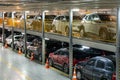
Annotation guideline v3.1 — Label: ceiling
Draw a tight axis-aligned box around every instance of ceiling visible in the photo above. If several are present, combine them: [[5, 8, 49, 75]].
[[0, 0, 120, 11]]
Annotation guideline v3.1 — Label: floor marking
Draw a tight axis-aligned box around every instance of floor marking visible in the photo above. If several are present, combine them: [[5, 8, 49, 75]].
[[0, 57, 32, 80]]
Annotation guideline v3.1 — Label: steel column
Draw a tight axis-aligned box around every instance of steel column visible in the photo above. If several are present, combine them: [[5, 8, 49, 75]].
[[2, 12, 5, 46], [116, 8, 120, 80], [24, 11, 27, 56], [42, 11, 45, 64], [69, 9, 73, 79], [11, 12, 15, 50]]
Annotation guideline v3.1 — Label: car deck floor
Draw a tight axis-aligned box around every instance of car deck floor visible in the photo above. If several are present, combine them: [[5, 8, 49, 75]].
[[0, 44, 70, 80]]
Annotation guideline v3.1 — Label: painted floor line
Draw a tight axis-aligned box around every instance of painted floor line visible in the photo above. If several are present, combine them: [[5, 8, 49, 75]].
[[0, 57, 32, 80]]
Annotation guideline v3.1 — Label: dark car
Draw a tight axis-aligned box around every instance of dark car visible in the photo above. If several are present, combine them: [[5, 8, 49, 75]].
[[75, 56, 116, 80], [48, 47, 89, 73]]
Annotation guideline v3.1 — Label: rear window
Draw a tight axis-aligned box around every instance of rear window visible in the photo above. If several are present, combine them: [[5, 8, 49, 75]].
[[98, 14, 115, 21], [73, 48, 88, 59], [106, 62, 114, 71]]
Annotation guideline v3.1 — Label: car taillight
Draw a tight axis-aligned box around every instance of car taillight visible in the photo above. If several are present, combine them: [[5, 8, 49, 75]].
[[112, 73, 116, 80]]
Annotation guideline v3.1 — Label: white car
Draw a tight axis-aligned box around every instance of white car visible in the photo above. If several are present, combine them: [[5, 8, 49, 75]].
[[52, 15, 82, 35], [80, 13, 116, 40], [5, 35, 23, 46]]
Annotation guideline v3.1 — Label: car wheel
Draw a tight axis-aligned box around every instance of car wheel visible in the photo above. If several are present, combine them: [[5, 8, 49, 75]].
[[79, 26, 85, 37], [65, 26, 69, 36], [51, 25, 56, 32], [21, 47, 25, 53], [99, 29, 109, 40], [27, 50, 31, 58], [48, 58, 53, 67], [14, 45, 18, 50], [38, 55, 42, 62], [63, 64, 69, 73], [76, 70, 83, 80]]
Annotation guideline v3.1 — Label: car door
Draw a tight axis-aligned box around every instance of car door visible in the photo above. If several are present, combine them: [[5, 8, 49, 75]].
[[57, 16, 66, 33], [92, 60, 105, 80], [53, 16, 61, 31], [82, 15, 93, 33], [83, 59, 96, 80], [57, 50, 69, 66], [90, 14, 101, 35], [52, 50, 60, 64]]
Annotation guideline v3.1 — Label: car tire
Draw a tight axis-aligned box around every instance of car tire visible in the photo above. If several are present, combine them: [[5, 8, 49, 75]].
[[65, 26, 69, 36], [21, 47, 25, 53], [14, 44, 18, 50], [51, 25, 56, 32], [38, 54, 42, 62], [48, 58, 53, 67], [63, 64, 69, 73], [27, 50, 31, 58], [79, 26, 85, 37], [99, 28, 109, 40], [76, 70, 84, 80]]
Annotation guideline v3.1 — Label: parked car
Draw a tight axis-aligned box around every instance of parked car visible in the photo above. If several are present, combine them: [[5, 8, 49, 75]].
[[80, 13, 116, 40], [30, 15, 56, 32], [48, 47, 90, 73], [16, 14, 35, 29], [14, 34, 38, 52], [5, 34, 23, 46], [27, 39, 68, 62], [52, 15, 82, 35], [75, 56, 116, 80], [27, 38, 42, 61]]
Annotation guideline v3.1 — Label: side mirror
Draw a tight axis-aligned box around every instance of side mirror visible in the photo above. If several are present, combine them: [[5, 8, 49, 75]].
[[37, 17, 41, 20], [62, 18, 66, 21]]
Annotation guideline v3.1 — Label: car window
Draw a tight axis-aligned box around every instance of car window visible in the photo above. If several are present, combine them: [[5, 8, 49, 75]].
[[15, 36, 22, 40], [27, 15, 35, 19], [92, 14, 100, 21], [98, 14, 114, 21], [87, 15, 93, 21], [96, 60, 105, 69], [87, 59, 96, 66], [54, 49, 61, 55], [106, 62, 114, 71], [55, 16, 61, 20]]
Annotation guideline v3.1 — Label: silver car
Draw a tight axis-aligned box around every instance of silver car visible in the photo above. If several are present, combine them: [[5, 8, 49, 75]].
[[80, 13, 116, 40]]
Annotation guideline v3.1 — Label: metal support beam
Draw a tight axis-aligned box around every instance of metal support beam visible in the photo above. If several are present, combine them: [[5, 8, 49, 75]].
[[2, 12, 5, 46], [24, 11, 27, 57], [42, 11, 45, 64], [12, 12, 15, 50], [116, 8, 120, 80], [11, 27, 14, 50], [69, 9, 73, 79]]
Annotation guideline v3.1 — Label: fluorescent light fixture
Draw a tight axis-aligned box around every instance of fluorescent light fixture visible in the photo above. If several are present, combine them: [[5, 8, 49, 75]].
[[82, 46, 90, 49], [44, 10, 49, 13], [72, 8, 79, 12], [45, 38, 49, 40], [25, 11, 30, 13]]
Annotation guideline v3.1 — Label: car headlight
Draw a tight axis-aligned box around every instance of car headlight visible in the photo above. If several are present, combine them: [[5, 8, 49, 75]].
[[16, 20, 20, 23]]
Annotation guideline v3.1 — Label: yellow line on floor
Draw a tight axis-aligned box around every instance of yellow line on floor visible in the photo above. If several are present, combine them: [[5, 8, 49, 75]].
[[0, 57, 32, 80], [50, 67, 69, 77]]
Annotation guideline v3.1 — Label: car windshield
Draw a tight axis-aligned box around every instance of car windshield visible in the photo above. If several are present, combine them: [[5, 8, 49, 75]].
[[98, 14, 115, 21], [66, 16, 81, 21], [45, 15, 56, 20], [27, 15, 35, 19]]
